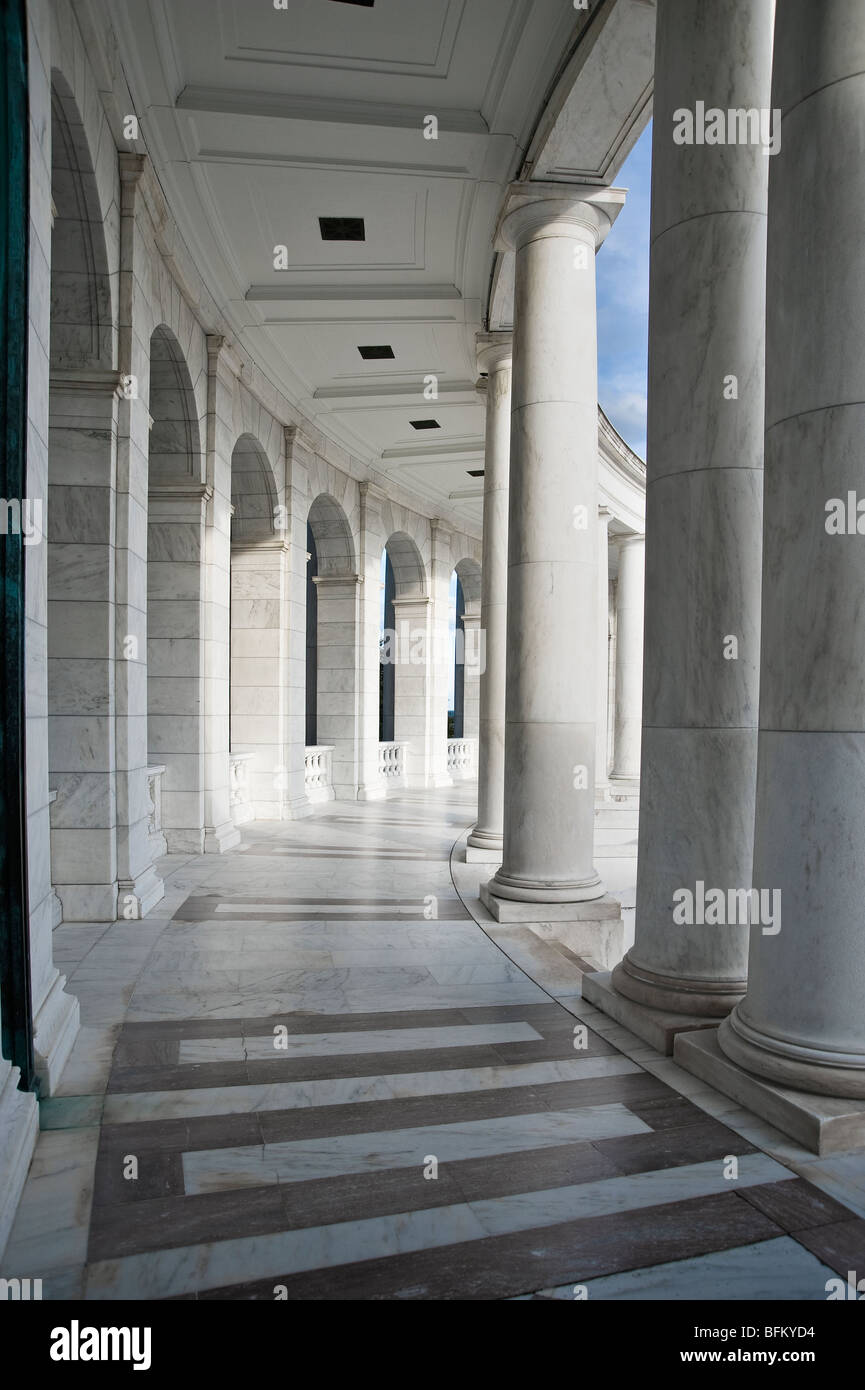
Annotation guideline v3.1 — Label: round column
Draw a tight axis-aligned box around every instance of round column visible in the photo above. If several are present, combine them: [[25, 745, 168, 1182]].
[[610, 0, 773, 1015], [595, 507, 612, 799], [610, 533, 644, 787], [719, 0, 865, 1097], [467, 335, 512, 857], [487, 184, 623, 906]]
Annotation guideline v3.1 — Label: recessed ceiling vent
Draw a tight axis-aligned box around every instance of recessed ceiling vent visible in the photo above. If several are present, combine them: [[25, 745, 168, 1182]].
[[358, 345, 394, 360], [410, 420, 441, 430], [319, 217, 365, 241]]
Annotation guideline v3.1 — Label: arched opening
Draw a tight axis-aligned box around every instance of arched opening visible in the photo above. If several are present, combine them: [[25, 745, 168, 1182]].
[[46, 74, 116, 921], [229, 434, 281, 821], [450, 558, 482, 777], [379, 547, 396, 742], [146, 325, 205, 853], [380, 532, 428, 788], [449, 569, 464, 739], [307, 494, 358, 800]]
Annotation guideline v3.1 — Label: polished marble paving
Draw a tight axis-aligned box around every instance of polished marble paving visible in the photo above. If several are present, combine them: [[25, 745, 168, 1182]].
[[3, 784, 865, 1300]]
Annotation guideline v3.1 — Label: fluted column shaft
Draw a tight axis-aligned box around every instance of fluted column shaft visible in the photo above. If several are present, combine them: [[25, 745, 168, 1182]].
[[487, 184, 623, 905], [718, 0, 865, 1098], [467, 333, 512, 856]]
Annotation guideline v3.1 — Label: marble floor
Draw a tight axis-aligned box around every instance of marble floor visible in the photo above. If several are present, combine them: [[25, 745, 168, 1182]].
[[3, 784, 865, 1300]]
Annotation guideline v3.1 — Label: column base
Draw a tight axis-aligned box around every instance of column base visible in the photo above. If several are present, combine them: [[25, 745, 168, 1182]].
[[675, 1028, 865, 1156], [117, 865, 165, 920], [465, 827, 503, 863], [204, 819, 242, 853], [357, 782, 387, 802], [583, 970, 719, 1055], [282, 794, 315, 819], [608, 774, 640, 804], [718, 1009, 865, 1101], [594, 780, 611, 806], [55, 882, 118, 922], [0, 1062, 39, 1261], [164, 827, 206, 854], [479, 882, 623, 970], [465, 844, 503, 864], [32, 971, 80, 1093], [612, 953, 746, 1018]]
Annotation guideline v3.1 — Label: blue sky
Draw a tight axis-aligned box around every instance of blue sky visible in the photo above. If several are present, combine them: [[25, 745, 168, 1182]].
[[595, 121, 651, 460]]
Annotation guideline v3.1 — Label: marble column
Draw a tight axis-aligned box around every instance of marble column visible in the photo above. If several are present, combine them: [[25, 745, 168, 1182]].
[[705, 0, 865, 1111], [609, 533, 644, 793], [467, 333, 511, 862], [481, 181, 624, 951], [584, 0, 772, 1046], [594, 507, 612, 802]]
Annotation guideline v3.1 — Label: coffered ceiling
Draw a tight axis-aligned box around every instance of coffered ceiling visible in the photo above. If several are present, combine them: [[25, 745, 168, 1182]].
[[105, 0, 654, 527]]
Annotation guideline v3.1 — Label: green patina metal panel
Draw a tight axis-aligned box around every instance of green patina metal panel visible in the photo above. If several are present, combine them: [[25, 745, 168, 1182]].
[[0, 0, 35, 1091]]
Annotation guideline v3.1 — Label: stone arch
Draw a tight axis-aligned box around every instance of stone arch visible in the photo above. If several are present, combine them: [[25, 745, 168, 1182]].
[[385, 531, 428, 598], [149, 325, 203, 483], [49, 71, 113, 370], [451, 557, 482, 745], [146, 325, 207, 853], [308, 493, 356, 577], [381, 532, 430, 786], [306, 494, 360, 798], [45, 74, 119, 919], [231, 432, 278, 543], [453, 556, 482, 610]]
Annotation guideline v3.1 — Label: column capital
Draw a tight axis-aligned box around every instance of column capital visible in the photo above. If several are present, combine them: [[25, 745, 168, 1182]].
[[49, 368, 124, 397], [312, 573, 362, 589], [476, 332, 513, 377], [495, 181, 625, 255], [616, 531, 645, 551]]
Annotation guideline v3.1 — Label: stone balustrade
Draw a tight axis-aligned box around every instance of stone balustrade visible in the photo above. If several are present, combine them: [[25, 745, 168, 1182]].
[[378, 742, 407, 782], [304, 745, 335, 803], [447, 738, 476, 778]]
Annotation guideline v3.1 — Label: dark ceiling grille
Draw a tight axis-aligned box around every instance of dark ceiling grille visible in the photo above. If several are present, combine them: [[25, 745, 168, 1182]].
[[410, 420, 441, 430], [358, 345, 394, 360], [319, 216, 366, 241]]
